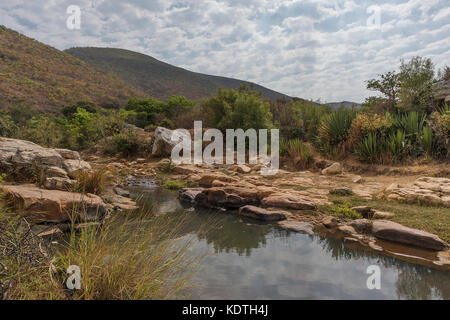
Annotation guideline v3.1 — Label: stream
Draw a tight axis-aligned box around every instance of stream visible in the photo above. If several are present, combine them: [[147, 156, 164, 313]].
[[130, 186, 450, 300]]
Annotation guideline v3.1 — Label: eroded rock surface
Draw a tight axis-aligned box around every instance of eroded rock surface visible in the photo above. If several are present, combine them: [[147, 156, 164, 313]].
[[239, 205, 290, 221], [1, 184, 107, 223]]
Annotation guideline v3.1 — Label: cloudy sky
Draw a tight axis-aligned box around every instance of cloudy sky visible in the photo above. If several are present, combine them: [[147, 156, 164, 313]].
[[1, 0, 449, 103]]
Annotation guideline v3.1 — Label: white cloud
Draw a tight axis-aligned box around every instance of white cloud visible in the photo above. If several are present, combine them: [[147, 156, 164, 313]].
[[0, 0, 449, 103]]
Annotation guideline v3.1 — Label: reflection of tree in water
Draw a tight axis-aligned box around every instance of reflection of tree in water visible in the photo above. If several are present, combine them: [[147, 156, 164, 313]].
[[316, 236, 450, 299]]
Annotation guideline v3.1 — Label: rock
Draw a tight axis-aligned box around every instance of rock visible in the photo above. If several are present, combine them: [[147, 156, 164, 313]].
[[350, 206, 374, 219], [1, 184, 107, 223], [152, 127, 190, 157], [178, 188, 204, 203], [385, 177, 450, 207], [261, 194, 316, 210], [343, 237, 359, 244], [322, 216, 338, 229], [63, 159, 91, 178], [102, 192, 138, 211], [136, 158, 146, 164], [338, 225, 357, 235], [372, 210, 394, 219], [330, 187, 353, 196], [0, 137, 63, 181], [173, 165, 197, 175], [350, 219, 371, 233], [368, 241, 383, 252], [371, 220, 449, 251], [238, 205, 290, 221], [199, 174, 238, 187], [113, 187, 130, 198], [45, 166, 69, 179], [43, 177, 76, 191], [277, 220, 314, 235], [195, 186, 259, 209], [321, 162, 342, 175], [33, 226, 64, 238], [55, 149, 81, 160], [352, 175, 363, 183], [230, 164, 252, 174]]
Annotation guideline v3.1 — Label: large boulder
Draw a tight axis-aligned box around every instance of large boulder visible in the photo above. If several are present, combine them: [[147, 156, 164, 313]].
[[1, 184, 107, 223], [277, 220, 314, 235], [238, 205, 290, 221], [372, 220, 449, 251], [194, 186, 260, 209], [0, 137, 91, 190], [152, 127, 190, 157]]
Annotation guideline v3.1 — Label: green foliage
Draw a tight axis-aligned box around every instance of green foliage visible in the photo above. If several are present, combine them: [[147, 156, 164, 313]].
[[62, 101, 99, 119], [356, 133, 383, 163], [366, 71, 399, 111], [388, 129, 407, 163], [163, 180, 187, 190], [321, 204, 362, 220], [422, 126, 433, 156], [202, 85, 273, 131], [318, 108, 356, 154], [397, 56, 435, 113]]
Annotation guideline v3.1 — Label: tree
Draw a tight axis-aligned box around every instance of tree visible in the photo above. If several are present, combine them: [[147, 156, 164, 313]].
[[367, 71, 399, 112], [397, 56, 435, 113], [201, 86, 273, 131], [437, 65, 450, 81]]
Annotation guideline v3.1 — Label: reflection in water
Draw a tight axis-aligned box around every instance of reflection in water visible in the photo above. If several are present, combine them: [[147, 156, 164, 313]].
[[131, 188, 450, 300]]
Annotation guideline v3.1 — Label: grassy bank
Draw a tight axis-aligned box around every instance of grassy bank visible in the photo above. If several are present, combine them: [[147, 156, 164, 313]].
[[0, 204, 200, 300], [323, 194, 450, 243]]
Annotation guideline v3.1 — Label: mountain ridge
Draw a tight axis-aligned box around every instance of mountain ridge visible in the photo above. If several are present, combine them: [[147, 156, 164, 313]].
[[65, 47, 293, 102]]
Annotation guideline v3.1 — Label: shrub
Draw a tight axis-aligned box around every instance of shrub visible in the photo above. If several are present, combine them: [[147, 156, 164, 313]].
[[322, 204, 362, 220], [281, 139, 314, 169], [388, 129, 407, 163], [348, 113, 392, 146], [422, 126, 433, 156], [318, 108, 356, 155], [430, 110, 450, 159], [356, 133, 384, 163]]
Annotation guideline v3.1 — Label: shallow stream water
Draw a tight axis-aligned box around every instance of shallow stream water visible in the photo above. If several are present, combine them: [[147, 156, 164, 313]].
[[130, 187, 450, 300]]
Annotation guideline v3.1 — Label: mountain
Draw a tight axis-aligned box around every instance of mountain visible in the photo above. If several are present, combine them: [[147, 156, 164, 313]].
[[0, 26, 146, 113], [65, 47, 292, 101], [327, 101, 362, 110]]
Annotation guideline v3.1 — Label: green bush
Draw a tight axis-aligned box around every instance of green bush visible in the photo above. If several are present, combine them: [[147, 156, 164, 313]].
[[318, 108, 356, 155], [356, 133, 383, 163], [388, 129, 407, 163]]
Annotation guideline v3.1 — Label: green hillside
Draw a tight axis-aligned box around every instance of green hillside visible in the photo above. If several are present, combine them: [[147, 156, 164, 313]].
[[0, 26, 146, 113], [65, 47, 292, 101]]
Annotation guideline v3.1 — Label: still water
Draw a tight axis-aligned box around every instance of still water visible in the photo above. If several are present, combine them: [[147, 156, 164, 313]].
[[131, 187, 450, 300]]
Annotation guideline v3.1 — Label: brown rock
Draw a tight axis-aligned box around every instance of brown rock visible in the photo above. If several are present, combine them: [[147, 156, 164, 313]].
[[239, 205, 289, 221], [351, 206, 374, 219], [277, 220, 314, 235], [1, 185, 107, 223], [338, 225, 357, 235], [261, 194, 316, 210], [199, 174, 239, 187], [372, 220, 449, 251], [63, 159, 92, 178], [322, 216, 338, 228]]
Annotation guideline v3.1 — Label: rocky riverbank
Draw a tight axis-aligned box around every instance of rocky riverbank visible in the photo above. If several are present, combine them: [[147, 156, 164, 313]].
[[1, 133, 450, 269]]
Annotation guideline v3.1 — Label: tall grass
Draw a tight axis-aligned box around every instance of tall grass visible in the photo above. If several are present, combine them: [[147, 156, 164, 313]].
[[356, 133, 381, 163], [73, 169, 109, 195], [56, 208, 199, 300], [280, 138, 314, 169]]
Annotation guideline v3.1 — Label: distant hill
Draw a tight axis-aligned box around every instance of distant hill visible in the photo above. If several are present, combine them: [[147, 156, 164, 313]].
[[327, 101, 362, 110], [0, 26, 146, 113], [65, 47, 292, 101]]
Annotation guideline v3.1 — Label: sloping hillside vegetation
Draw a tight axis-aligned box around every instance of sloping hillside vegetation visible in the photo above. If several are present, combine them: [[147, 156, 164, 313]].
[[65, 47, 292, 101], [0, 26, 146, 112]]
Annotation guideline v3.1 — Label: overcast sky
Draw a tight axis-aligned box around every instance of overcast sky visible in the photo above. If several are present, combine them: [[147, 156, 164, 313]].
[[1, 0, 449, 103]]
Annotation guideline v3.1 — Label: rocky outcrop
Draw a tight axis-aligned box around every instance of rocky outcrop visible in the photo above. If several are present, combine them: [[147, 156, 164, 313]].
[[152, 127, 190, 157], [0, 137, 91, 191], [1, 184, 107, 223], [372, 220, 449, 251], [238, 205, 290, 221], [385, 177, 450, 207]]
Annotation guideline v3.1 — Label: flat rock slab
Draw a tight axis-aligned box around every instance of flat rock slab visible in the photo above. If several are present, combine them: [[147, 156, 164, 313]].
[[239, 205, 289, 221], [261, 194, 316, 210], [277, 220, 314, 235], [372, 220, 449, 251], [1, 184, 107, 223]]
